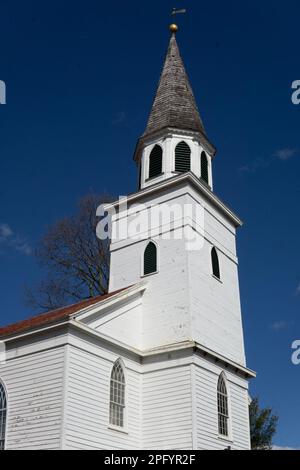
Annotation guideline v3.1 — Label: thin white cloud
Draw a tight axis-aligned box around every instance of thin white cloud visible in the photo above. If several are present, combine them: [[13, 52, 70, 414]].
[[239, 148, 297, 173], [239, 158, 270, 173], [296, 283, 300, 295], [0, 222, 32, 256], [112, 111, 126, 125], [12, 237, 32, 256], [273, 148, 297, 161], [0, 223, 13, 241], [270, 321, 294, 331]]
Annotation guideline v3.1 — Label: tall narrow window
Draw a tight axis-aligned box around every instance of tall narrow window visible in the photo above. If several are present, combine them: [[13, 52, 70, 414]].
[[149, 145, 163, 179], [109, 361, 125, 428], [143, 241, 157, 275], [211, 247, 220, 279], [0, 382, 7, 451], [217, 374, 229, 437], [201, 151, 209, 185], [175, 141, 191, 173]]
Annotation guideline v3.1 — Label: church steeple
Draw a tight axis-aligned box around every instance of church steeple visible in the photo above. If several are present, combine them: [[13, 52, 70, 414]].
[[143, 30, 205, 139], [134, 26, 216, 191]]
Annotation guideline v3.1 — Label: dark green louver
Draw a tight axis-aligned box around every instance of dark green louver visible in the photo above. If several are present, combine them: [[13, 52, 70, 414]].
[[201, 151, 209, 185], [138, 162, 142, 189], [149, 145, 163, 179], [211, 247, 220, 279], [175, 141, 191, 173], [144, 242, 157, 275]]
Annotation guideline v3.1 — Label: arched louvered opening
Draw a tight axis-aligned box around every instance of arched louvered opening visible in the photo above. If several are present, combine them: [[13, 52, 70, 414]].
[[143, 241, 157, 276], [201, 151, 209, 185], [109, 360, 125, 428], [149, 145, 163, 179], [211, 247, 220, 280], [138, 162, 142, 189], [217, 374, 229, 436], [175, 141, 191, 173], [0, 382, 7, 450]]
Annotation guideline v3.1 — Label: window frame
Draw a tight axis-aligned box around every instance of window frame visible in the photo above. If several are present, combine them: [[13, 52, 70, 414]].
[[147, 144, 163, 180], [217, 373, 232, 441], [211, 247, 221, 281], [108, 360, 127, 432], [201, 151, 209, 186], [0, 380, 7, 451], [174, 141, 191, 173], [142, 240, 159, 277]]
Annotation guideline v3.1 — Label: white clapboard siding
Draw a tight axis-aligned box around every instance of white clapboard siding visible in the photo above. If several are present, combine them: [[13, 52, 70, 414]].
[[142, 365, 193, 450], [0, 346, 65, 450], [64, 345, 141, 450], [229, 382, 251, 449], [194, 366, 250, 450]]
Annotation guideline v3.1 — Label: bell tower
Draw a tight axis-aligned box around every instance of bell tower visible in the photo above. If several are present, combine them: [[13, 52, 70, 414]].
[[107, 25, 249, 367]]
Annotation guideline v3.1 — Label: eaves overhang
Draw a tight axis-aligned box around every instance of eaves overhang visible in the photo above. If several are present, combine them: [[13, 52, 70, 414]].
[[104, 172, 243, 228]]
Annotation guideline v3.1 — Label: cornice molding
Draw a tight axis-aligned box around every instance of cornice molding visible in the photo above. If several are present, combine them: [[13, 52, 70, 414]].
[[104, 172, 243, 228]]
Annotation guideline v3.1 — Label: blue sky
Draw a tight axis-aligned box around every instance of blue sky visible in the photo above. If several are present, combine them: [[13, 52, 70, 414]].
[[0, 0, 299, 448]]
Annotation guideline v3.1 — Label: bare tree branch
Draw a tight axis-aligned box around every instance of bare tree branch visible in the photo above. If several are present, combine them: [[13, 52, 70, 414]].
[[25, 193, 113, 312]]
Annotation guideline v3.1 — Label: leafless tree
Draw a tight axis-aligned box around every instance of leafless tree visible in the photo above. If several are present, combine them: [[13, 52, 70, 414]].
[[26, 193, 113, 312]]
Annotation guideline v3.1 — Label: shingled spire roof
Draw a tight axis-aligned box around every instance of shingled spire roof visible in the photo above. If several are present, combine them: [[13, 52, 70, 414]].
[[143, 33, 205, 138]]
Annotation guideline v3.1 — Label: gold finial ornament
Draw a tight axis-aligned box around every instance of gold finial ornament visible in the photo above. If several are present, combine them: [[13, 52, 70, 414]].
[[169, 23, 178, 33]]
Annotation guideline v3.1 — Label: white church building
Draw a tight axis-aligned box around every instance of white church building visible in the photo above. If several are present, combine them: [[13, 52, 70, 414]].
[[0, 25, 255, 450]]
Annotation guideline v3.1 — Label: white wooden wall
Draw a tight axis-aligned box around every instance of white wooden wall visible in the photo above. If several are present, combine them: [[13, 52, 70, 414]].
[[142, 364, 193, 450], [0, 330, 251, 450], [0, 345, 65, 450], [193, 358, 250, 450], [63, 342, 141, 450]]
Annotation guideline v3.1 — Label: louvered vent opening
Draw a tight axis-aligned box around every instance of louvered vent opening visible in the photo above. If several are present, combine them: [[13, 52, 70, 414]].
[[175, 141, 191, 173], [144, 242, 157, 275], [211, 247, 220, 279], [149, 145, 163, 179], [201, 151, 209, 184], [138, 162, 142, 189]]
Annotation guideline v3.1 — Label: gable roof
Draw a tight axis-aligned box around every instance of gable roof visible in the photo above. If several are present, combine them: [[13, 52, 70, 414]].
[[0, 287, 130, 339]]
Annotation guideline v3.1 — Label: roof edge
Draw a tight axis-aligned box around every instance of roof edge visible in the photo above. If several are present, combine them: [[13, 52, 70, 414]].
[[0, 285, 139, 340]]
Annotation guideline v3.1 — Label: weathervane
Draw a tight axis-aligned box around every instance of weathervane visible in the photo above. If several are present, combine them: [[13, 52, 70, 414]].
[[170, 8, 187, 33], [171, 7, 187, 16]]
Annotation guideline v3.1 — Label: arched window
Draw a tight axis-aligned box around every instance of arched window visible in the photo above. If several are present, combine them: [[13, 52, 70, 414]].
[[217, 374, 229, 436], [143, 241, 157, 276], [211, 247, 220, 279], [109, 360, 125, 428], [201, 151, 209, 185], [175, 141, 191, 173], [149, 145, 163, 179], [0, 382, 7, 450]]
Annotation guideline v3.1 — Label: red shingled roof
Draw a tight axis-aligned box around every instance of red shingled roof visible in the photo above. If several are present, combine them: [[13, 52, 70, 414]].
[[0, 287, 129, 338]]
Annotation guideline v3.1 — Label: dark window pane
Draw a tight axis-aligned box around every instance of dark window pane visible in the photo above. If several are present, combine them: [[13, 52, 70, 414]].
[[144, 242, 157, 275], [149, 145, 163, 179], [211, 247, 220, 279], [201, 151, 209, 184]]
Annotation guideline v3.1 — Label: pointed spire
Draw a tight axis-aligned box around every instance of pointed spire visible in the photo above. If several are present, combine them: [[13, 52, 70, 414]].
[[143, 31, 206, 138]]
